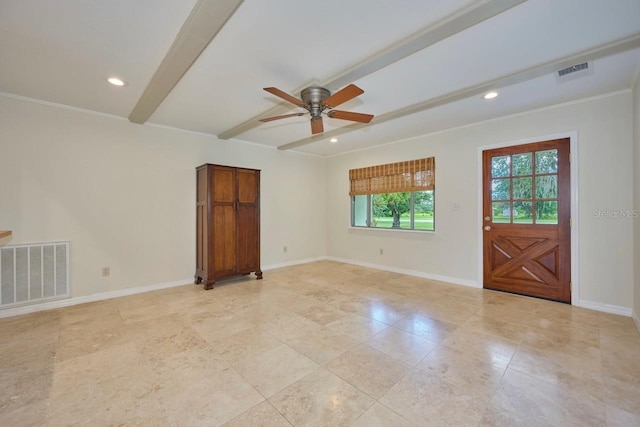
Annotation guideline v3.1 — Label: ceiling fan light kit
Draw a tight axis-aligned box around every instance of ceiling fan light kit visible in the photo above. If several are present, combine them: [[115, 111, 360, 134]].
[[260, 84, 374, 135]]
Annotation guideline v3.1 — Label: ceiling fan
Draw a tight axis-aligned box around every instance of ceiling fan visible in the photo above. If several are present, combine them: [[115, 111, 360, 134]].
[[259, 84, 374, 135]]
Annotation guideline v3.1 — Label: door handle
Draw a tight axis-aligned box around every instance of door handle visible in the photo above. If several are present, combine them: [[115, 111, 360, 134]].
[[483, 225, 491, 231], [484, 216, 491, 221]]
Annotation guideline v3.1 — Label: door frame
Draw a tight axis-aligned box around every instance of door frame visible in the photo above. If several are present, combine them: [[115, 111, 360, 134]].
[[476, 131, 579, 304]]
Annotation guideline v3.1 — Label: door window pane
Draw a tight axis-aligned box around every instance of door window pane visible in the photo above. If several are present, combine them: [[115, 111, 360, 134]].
[[513, 201, 533, 224], [535, 150, 558, 174], [492, 156, 511, 178], [513, 177, 532, 199], [492, 202, 511, 223], [492, 179, 510, 200], [535, 201, 558, 224], [512, 153, 532, 176], [535, 175, 557, 199]]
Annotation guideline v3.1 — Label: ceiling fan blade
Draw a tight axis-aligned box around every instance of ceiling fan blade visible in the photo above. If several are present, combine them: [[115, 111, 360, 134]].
[[327, 110, 374, 123], [263, 87, 305, 107], [322, 84, 364, 108], [311, 117, 324, 134], [259, 113, 306, 122]]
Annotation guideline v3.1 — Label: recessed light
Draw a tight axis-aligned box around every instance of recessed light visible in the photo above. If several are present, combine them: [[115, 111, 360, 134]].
[[107, 77, 127, 87], [330, 138, 338, 143], [483, 91, 498, 100]]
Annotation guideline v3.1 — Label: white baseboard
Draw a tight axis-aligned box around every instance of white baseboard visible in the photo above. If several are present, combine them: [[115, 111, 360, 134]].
[[0, 278, 192, 319], [325, 256, 479, 288], [2, 256, 632, 323], [577, 300, 633, 317], [262, 256, 328, 271], [633, 311, 640, 334], [0, 256, 328, 320]]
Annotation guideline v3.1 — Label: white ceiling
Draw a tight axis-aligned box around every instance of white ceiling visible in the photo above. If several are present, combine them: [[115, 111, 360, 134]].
[[2, 0, 640, 157]]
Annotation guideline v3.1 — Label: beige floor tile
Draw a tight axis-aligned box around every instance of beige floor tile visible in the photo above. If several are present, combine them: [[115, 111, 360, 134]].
[[211, 326, 283, 365], [365, 326, 438, 366], [0, 309, 61, 341], [352, 402, 416, 427], [286, 327, 360, 365], [288, 300, 349, 326], [0, 398, 50, 427], [359, 297, 415, 324], [488, 368, 606, 427], [259, 310, 322, 342], [326, 345, 410, 398], [55, 320, 137, 362], [134, 321, 211, 364], [269, 367, 374, 426], [602, 376, 640, 416], [325, 313, 389, 341], [59, 299, 121, 327], [119, 299, 189, 324], [509, 345, 604, 403], [415, 345, 507, 398], [394, 313, 458, 343], [476, 296, 540, 325], [521, 323, 600, 350], [413, 299, 477, 325], [146, 345, 229, 392], [333, 294, 376, 315], [190, 308, 260, 342], [0, 362, 53, 416], [48, 343, 166, 426], [301, 287, 356, 306], [605, 404, 640, 427], [161, 367, 265, 426], [460, 313, 529, 342], [223, 400, 292, 427], [234, 344, 318, 398], [380, 368, 488, 426], [441, 329, 518, 368], [0, 317, 60, 367]]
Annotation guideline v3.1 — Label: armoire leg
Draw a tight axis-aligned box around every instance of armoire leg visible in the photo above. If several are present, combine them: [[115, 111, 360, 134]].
[[255, 270, 263, 280]]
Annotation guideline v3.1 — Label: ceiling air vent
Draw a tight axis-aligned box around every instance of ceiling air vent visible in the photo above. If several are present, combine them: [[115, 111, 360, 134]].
[[555, 61, 592, 82]]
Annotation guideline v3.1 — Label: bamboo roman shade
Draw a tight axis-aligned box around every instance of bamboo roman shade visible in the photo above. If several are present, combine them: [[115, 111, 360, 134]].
[[349, 157, 435, 196]]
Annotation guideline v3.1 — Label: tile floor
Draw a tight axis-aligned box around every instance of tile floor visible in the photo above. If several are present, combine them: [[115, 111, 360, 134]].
[[1, 260, 639, 426]]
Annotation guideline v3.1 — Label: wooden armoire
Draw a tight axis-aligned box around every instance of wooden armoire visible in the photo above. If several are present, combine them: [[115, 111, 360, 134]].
[[195, 164, 262, 290]]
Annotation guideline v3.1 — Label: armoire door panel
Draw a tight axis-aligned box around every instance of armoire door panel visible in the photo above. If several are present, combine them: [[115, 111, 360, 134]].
[[237, 170, 257, 203], [212, 168, 235, 203], [197, 167, 208, 203], [237, 205, 258, 270], [213, 205, 236, 274], [196, 205, 207, 271]]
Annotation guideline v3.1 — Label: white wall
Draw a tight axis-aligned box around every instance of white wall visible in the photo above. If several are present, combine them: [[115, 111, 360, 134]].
[[0, 95, 327, 298], [326, 91, 635, 311], [633, 75, 640, 328]]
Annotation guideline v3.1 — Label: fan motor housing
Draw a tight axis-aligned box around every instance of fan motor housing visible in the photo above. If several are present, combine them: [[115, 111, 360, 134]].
[[301, 86, 330, 118]]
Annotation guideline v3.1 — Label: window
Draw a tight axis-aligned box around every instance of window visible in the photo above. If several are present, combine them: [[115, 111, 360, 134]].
[[350, 158, 435, 231], [490, 149, 558, 224]]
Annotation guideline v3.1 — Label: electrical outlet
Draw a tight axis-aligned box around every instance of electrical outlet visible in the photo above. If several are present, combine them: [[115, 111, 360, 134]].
[[101, 267, 110, 277], [283, 246, 287, 253], [379, 248, 383, 255]]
